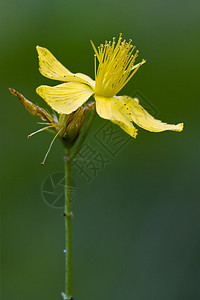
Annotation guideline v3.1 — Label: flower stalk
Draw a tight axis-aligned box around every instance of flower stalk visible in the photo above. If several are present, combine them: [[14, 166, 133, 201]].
[[63, 148, 73, 300]]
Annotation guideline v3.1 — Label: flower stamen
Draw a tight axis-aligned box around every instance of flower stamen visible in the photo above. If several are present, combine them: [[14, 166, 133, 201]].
[[94, 54, 97, 81], [91, 34, 146, 98]]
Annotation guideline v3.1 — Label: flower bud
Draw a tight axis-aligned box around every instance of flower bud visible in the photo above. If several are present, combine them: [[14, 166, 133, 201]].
[[63, 101, 95, 146]]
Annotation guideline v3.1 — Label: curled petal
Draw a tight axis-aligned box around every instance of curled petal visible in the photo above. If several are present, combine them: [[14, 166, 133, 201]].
[[117, 96, 184, 132], [36, 82, 94, 114], [95, 95, 138, 138]]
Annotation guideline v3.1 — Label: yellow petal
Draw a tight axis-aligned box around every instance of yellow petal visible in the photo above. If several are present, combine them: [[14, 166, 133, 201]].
[[112, 120, 138, 138], [117, 96, 184, 132], [36, 46, 72, 78], [95, 95, 138, 138], [75, 73, 95, 88], [36, 46, 94, 87], [36, 82, 94, 114]]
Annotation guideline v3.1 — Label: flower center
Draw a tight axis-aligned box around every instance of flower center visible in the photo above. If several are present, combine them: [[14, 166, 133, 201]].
[[91, 34, 145, 98]]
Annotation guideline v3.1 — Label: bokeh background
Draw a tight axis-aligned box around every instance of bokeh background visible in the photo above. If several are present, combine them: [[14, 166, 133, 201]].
[[1, 0, 200, 299]]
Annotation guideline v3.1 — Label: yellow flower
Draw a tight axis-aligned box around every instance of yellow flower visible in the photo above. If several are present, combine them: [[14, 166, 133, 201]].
[[36, 34, 183, 138]]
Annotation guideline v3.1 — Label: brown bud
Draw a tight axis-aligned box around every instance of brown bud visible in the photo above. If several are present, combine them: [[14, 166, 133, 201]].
[[9, 88, 40, 116], [9, 88, 52, 123]]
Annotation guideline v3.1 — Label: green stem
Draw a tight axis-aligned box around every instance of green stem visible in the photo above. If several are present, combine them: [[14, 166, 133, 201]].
[[64, 148, 72, 300], [71, 110, 95, 161], [62, 109, 95, 299]]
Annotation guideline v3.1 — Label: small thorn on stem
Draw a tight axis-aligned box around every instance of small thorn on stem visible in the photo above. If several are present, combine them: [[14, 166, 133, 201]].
[[62, 212, 66, 217]]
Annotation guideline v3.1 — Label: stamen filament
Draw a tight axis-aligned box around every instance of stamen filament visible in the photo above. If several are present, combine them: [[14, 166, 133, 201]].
[[94, 54, 97, 80], [41, 127, 63, 165], [28, 125, 55, 139], [37, 122, 53, 125], [121, 60, 145, 89], [131, 60, 146, 70], [90, 40, 100, 60]]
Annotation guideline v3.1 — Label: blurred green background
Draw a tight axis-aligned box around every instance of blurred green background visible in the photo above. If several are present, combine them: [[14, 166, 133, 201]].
[[1, 0, 200, 299]]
